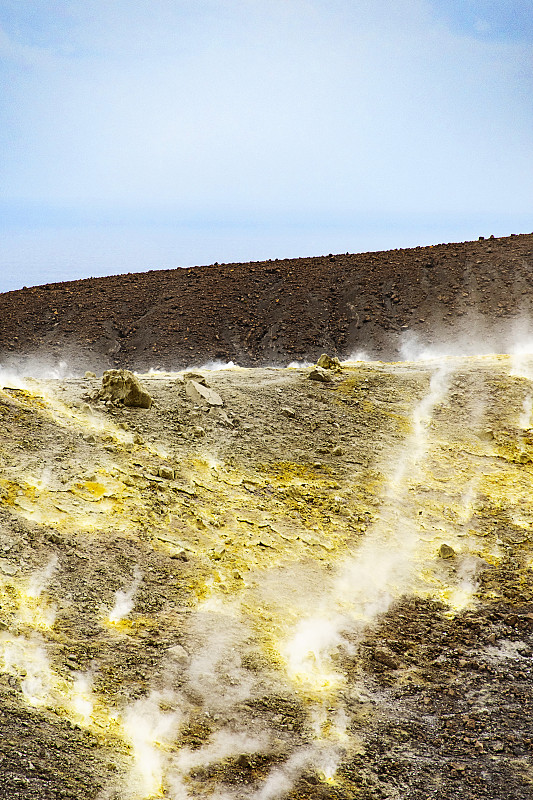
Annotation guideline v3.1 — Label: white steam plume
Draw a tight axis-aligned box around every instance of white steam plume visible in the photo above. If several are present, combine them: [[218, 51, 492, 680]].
[[281, 363, 451, 694], [27, 555, 58, 599], [108, 567, 143, 624]]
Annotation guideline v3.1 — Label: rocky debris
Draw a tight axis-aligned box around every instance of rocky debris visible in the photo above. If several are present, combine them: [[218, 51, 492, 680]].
[[439, 543, 456, 559], [185, 379, 224, 406], [1, 233, 532, 368], [281, 406, 296, 418], [84, 371, 96, 379], [168, 643, 189, 663], [218, 408, 234, 427], [1, 361, 532, 800], [373, 646, 399, 669], [183, 371, 207, 386], [0, 559, 18, 576], [308, 366, 334, 383], [158, 466, 175, 480], [356, 594, 533, 800], [317, 353, 342, 371], [97, 369, 152, 408]]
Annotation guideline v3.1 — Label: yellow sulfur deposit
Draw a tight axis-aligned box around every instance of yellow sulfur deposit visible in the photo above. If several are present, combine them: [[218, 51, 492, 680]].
[[0, 357, 532, 799]]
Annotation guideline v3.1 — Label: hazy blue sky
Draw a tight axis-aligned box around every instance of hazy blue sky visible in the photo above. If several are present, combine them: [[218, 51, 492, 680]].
[[0, 0, 532, 292]]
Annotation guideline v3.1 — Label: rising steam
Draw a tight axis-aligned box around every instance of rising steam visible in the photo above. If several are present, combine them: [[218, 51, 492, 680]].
[[0, 346, 529, 799], [107, 567, 143, 624]]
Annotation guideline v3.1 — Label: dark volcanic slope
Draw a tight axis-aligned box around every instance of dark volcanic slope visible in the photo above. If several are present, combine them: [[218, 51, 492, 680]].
[[1, 233, 532, 369]]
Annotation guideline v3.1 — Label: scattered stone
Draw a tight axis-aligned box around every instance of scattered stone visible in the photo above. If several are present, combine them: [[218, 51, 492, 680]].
[[186, 380, 224, 407], [0, 559, 18, 576], [450, 762, 466, 775], [218, 408, 234, 427], [84, 371, 96, 379], [170, 550, 189, 561], [281, 406, 296, 418], [317, 353, 342, 371], [168, 644, 189, 663], [183, 372, 207, 386], [193, 425, 206, 437], [158, 466, 175, 480], [373, 647, 399, 669], [98, 370, 152, 409], [308, 366, 333, 383], [439, 543, 456, 559], [332, 445, 343, 456]]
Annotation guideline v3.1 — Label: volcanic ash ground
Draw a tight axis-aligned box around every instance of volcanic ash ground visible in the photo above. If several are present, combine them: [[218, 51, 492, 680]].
[[0, 357, 532, 800]]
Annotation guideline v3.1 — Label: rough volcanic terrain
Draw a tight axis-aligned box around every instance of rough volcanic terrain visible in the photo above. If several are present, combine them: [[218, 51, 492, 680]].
[[0, 357, 532, 799], [1, 233, 533, 371]]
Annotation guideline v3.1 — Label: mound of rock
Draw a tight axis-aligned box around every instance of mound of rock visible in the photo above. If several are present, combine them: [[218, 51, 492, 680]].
[[317, 353, 342, 371], [308, 354, 343, 383], [98, 369, 152, 409], [308, 366, 333, 383]]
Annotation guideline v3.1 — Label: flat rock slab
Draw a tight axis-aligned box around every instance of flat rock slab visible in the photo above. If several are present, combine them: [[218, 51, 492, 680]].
[[185, 379, 224, 406]]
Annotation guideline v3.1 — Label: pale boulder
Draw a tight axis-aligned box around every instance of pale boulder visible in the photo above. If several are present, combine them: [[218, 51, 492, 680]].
[[186, 379, 224, 407], [99, 369, 152, 409]]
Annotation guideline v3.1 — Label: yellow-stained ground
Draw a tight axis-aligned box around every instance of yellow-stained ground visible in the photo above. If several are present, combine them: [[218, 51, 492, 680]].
[[0, 357, 532, 799]]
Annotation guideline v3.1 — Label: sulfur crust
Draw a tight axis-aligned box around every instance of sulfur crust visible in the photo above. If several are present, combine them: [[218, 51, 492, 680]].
[[0, 356, 532, 798]]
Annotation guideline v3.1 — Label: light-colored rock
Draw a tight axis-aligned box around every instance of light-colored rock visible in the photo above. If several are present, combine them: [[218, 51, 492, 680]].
[[317, 353, 342, 371], [158, 466, 175, 480], [373, 647, 399, 669], [439, 543, 455, 559], [186, 380, 224, 407], [183, 372, 207, 386], [281, 406, 296, 418], [308, 366, 333, 383], [218, 409, 234, 427], [0, 559, 18, 576], [99, 370, 152, 409], [84, 371, 97, 379], [168, 644, 189, 663]]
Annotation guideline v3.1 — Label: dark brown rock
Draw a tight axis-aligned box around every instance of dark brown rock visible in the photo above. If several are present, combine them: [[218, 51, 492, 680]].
[[0, 233, 532, 369]]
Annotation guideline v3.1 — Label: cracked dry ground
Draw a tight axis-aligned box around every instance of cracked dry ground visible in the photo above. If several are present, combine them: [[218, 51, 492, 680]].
[[0, 358, 532, 799]]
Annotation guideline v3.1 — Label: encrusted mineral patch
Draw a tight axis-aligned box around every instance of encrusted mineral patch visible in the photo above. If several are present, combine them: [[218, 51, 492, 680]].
[[0, 358, 531, 800]]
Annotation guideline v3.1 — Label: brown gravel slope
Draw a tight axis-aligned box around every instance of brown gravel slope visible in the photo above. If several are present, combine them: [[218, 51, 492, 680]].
[[1, 233, 532, 369]]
